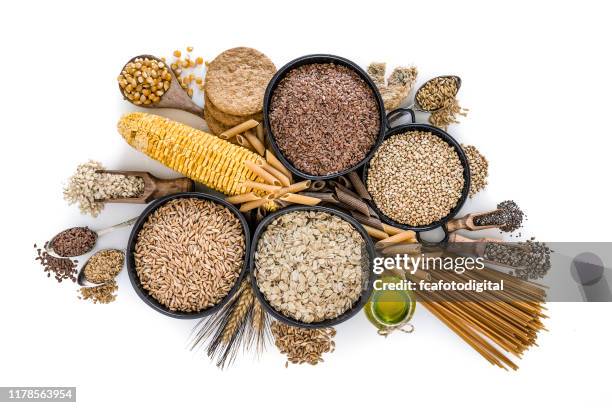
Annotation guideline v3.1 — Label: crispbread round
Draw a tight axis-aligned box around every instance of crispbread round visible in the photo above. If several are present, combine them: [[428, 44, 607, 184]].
[[205, 47, 276, 116], [205, 94, 263, 127], [204, 104, 229, 136]]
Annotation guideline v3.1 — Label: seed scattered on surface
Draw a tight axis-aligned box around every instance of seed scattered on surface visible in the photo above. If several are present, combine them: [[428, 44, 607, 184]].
[[255, 211, 365, 324], [134, 198, 245, 313], [271, 321, 336, 366], [484, 238, 551, 280], [474, 200, 525, 233], [118, 57, 172, 105], [367, 131, 465, 226], [269, 63, 381, 176], [63, 160, 145, 217], [34, 243, 78, 283], [462, 144, 488, 197], [50, 227, 97, 257]]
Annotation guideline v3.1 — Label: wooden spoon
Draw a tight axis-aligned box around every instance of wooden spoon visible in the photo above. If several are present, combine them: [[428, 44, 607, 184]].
[[118, 54, 203, 117], [94, 170, 194, 204], [446, 211, 503, 233]]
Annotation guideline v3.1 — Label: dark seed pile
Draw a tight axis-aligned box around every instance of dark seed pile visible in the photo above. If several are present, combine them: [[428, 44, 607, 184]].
[[51, 227, 97, 257], [269, 63, 380, 176], [484, 238, 551, 280], [474, 200, 525, 233], [34, 243, 78, 282]]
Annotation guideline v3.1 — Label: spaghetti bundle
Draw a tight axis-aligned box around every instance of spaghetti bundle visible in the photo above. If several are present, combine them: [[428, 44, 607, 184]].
[[408, 260, 547, 370]]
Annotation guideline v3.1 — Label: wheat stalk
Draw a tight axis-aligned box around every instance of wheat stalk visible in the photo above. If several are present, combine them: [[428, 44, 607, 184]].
[[221, 284, 254, 344]]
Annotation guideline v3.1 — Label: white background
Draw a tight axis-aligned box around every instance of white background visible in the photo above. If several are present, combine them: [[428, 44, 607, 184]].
[[1, 1, 611, 407]]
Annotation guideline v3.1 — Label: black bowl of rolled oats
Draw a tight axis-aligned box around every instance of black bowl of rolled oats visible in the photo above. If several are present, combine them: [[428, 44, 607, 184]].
[[263, 54, 386, 180], [250, 205, 376, 328], [126, 192, 250, 319]]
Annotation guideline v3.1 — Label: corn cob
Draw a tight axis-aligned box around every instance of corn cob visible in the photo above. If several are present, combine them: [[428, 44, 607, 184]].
[[118, 112, 266, 196]]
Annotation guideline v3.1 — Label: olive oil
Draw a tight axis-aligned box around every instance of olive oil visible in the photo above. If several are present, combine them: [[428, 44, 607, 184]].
[[365, 274, 415, 335]]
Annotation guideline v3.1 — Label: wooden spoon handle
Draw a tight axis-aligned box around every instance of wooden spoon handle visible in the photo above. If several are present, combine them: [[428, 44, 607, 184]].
[[446, 214, 470, 232], [148, 176, 194, 201]]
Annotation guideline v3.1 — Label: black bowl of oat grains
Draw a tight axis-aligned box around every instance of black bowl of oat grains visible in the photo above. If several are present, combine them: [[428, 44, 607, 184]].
[[126, 192, 251, 319], [263, 54, 386, 180], [249, 205, 376, 328], [363, 109, 471, 243]]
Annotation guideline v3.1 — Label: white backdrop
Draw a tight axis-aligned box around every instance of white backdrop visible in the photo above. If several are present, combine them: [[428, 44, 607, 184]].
[[1, 1, 611, 407]]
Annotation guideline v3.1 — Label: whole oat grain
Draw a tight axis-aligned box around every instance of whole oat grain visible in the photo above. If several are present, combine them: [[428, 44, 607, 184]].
[[269, 63, 381, 176], [367, 131, 465, 226], [134, 198, 245, 313], [271, 321, 336, 366], [254, 211, 365, 324], [205, 47, 276, 116]]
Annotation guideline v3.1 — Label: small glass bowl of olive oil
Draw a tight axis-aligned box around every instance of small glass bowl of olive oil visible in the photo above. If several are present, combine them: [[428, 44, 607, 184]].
[[365, 274, 416, 336]]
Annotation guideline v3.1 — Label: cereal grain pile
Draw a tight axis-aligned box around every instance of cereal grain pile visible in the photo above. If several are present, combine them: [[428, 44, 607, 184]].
[[269, 63, 380, 176], [367, 131, 465, 226], [255, 211, 365, 323], [271, 321, 336, 366], [134, 198, 245, 312]]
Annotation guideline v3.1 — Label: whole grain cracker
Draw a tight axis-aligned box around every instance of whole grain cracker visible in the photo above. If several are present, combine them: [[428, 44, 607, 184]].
[[205, 47, 276, 116], [204, 104, 230, 136], [205, 94, 263, 127]]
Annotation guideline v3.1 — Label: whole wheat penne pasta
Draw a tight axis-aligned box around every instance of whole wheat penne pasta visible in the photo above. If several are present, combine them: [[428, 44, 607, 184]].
[[382, 243, 422, 256], [245, 160, 281, 186], [235, 134, 255, 151], [309, 180, 326, 191], [274, 180, 311, 197], [245, 130, 265, 156], [382, 223, 407, 236], [262, 163, 291, 187], [279, 193, 321, 206], [241, 180, 281, 193], [362, 224, 389, 240], [220, 119, 259, 139], [240, 198, 270, 212], [377, 230, 417, 247], [265, 150, 292, 179], [256, 123, 265, 144], [226, 192, 261, 205]]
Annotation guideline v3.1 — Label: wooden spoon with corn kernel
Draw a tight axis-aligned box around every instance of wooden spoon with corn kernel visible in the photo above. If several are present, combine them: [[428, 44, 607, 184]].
[[93, 170, 194, 204], [118, 54, 204, 117]]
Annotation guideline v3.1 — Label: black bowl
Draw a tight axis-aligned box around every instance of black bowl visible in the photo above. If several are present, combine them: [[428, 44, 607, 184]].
[[362, 109, 471, 242], [249, 205, 376, 328], [263, 54, 386, 181], [126, 192, 251, 319]]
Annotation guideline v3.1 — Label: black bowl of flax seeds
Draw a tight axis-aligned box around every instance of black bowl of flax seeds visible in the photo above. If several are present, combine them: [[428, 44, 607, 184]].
[[263, 54, 386, 180]]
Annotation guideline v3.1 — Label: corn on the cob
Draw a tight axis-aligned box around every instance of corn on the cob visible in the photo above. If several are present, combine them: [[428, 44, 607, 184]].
[[118, 112, 264, 196]]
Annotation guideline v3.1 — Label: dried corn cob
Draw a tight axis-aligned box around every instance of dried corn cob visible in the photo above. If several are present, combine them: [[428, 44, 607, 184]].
[[118, 112, 266, 197]]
